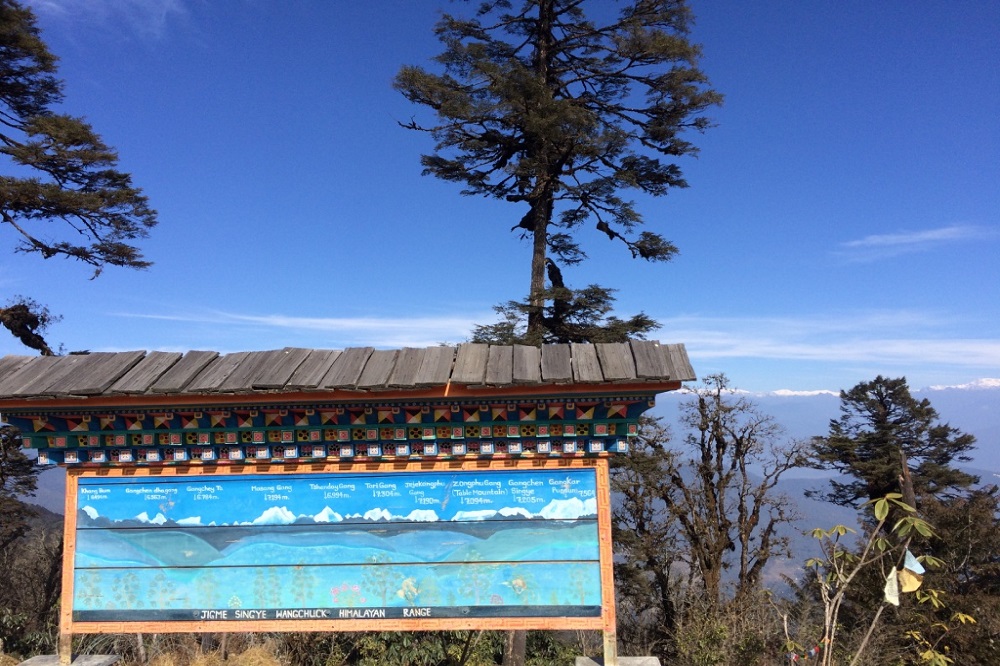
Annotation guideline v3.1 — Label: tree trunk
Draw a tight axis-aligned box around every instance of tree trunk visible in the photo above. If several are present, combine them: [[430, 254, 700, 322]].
[[526, 213, 549, 343], [524, 0, 557, 344]]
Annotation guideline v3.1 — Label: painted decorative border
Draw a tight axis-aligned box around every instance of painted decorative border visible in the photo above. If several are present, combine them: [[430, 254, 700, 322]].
[[11, 396, 653, 466]]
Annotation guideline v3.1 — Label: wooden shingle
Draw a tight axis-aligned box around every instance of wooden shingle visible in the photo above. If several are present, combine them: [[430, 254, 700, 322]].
[[217, 352, 272, 392], [512, 345, 541, 384], [540, 344, 572, 382], [630, 340, 670, 379], [49, 351, 145, 396], [252, 348, 313, 389], [286, 350, 341, 389], [0, 341, 695, 400], [150, 351, 220, 393], [664, 343, 696, 381], [321, 347, 374, 388], [413, 347, 454, 386], [595, 343, 637, 382], [485, 345, 513, 386], [570, 343, 602, 383], [452, 344, 488, 385], [187, 352, 252, 392], [110, 352, 183, 394], [357, 350, 398, 389], [0, 356, 32, 392], [387, 347, 425, 387], [0, 355, 58, 396], [10, 355, 83, 396]]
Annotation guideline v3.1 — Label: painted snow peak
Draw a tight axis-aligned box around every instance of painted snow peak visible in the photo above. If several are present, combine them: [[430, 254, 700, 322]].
[[71, 468, 602, 622], [76, 470, 597, 527]]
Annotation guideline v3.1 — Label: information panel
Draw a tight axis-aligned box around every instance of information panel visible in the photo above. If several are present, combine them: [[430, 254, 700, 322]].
[[71, 466, 601, 623]]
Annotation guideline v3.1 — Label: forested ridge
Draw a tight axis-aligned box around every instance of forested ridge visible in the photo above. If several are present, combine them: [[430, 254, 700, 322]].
[[3, 376, 998, 664]]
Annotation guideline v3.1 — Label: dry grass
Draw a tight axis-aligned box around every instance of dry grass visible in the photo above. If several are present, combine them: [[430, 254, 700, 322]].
[[0, 654, 21, 666], [139, 642, 284, 666], [227, 645, 283, 666], [188, 651, 226, 666], [149, 654, 181, 666]]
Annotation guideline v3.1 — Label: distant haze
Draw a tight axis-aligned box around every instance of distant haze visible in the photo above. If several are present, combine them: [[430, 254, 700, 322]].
[[653, 379, 1000, 473]]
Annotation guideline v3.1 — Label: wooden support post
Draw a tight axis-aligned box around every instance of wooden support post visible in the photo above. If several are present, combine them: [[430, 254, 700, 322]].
[[596, 459, 618, 666], [58, 632, 72, 665], [59, 471, 79, 665], [603, 630, 618, 666]]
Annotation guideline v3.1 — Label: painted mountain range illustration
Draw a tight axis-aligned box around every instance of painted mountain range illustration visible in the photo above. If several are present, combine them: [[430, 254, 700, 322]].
[[75, 470, 597, 527], [78, 495, 596, 529], [71, 469, 604, 619]]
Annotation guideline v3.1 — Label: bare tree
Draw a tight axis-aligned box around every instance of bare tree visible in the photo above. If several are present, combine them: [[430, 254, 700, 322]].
[[612, 417, 681, 657], [620, 375, 806, 606]]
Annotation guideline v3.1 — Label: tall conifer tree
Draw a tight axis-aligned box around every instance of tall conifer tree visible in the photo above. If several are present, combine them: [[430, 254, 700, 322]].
[[810, 376, 978, 508], [0, 0, 157, 353], [396, 0, 719, 342]]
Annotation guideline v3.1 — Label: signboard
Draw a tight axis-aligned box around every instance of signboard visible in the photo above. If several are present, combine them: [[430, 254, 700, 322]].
[[64, 460, 613, 633]]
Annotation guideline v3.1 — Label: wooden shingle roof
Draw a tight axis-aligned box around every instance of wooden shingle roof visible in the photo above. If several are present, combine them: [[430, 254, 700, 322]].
[[0, 341, 694, 402]]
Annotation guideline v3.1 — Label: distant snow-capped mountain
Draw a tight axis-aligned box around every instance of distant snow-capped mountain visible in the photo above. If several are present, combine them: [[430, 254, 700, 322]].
[[654, 379, 1000, 472], [926, 378, 1000, 391], [768, 389, 839, 397]]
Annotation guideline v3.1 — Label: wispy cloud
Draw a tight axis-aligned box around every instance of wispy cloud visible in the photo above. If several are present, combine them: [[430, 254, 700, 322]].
[[654, 311, 1000, 368], [114, 309, 486, 349], [109, 307, 1000, 372], [27, 0, 189, 40], [835, 224, 997, 262]]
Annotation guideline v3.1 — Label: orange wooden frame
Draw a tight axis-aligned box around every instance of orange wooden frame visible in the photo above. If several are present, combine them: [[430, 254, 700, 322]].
[[60, 457, 616, 638]]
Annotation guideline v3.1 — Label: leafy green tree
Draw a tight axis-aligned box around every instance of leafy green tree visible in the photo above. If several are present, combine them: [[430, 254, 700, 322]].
[[611, 416, 680, 659], [0, 506, 62, 657], [0, 423, 36, 552], [804, 376, 995, 666], [915, 488, 1000, 664], [809, 376, 978, 509], [794, 494, 941, 666], [921, 488, 1000, 598], [396, 0, 720, 340], [0, 0, 157, 353]]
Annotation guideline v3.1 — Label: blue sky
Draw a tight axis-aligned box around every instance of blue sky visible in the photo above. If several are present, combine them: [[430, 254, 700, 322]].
[[2, 0, 997, 393]]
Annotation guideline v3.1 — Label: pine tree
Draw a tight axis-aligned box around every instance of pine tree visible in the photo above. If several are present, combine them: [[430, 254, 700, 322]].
[[809, 376, 978, 508], [396, 0, 719, 340], [0, 0, 157, 353], [0, 423, 37, 552], [470, 280, 658, 344], [805, 378, 993, 665]]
